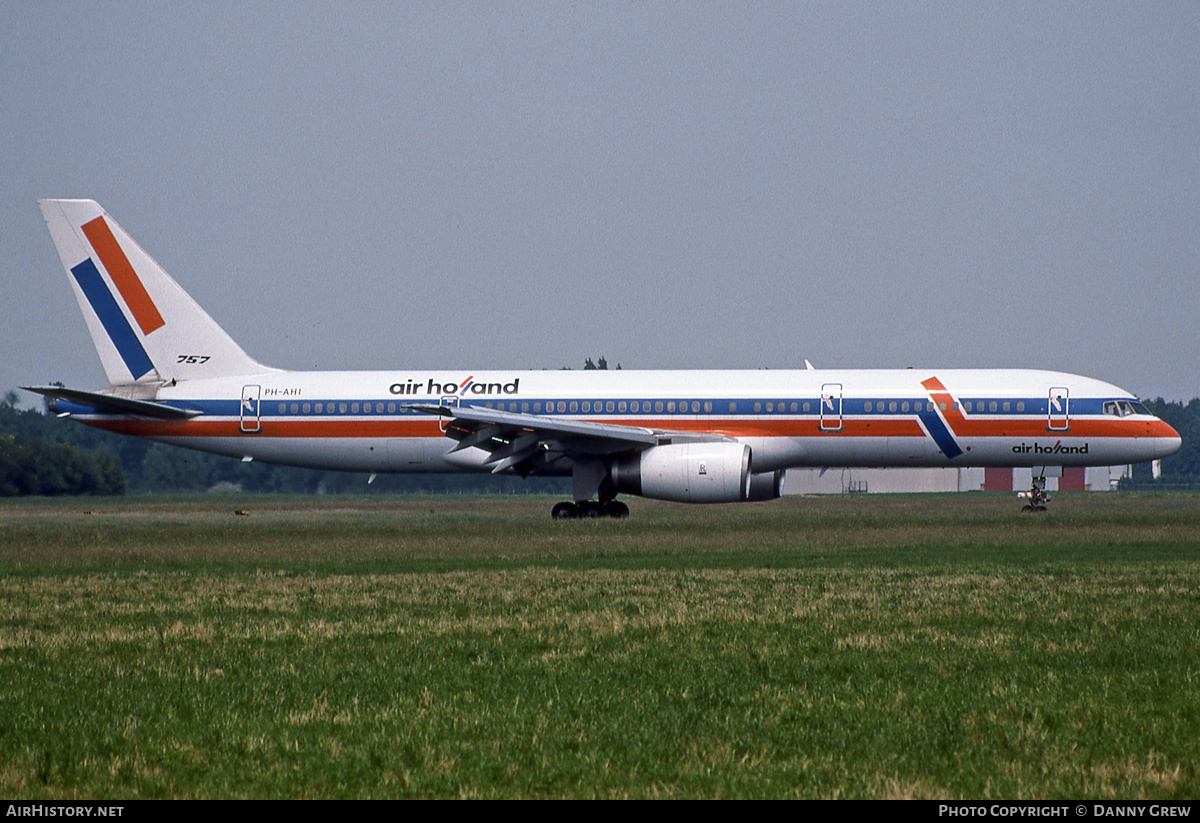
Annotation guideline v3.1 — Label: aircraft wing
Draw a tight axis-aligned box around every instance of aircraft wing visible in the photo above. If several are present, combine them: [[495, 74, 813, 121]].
[[408, 403, 731, 474]]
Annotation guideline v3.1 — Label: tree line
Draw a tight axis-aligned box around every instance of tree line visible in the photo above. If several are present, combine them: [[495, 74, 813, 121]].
[[1134, 398, 1200, 483], [0, 394, 570, 497]]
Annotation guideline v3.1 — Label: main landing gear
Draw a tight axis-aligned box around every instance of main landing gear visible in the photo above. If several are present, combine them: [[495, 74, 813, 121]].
[[551, 500, 630, 519], [1019, 475, 1050, 512]]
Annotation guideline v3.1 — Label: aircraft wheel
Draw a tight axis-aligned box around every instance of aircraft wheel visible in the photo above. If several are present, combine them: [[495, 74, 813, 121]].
[[581, 502, 601, 518], [605, 501, 630, 519], [551, 502, 578, 520]]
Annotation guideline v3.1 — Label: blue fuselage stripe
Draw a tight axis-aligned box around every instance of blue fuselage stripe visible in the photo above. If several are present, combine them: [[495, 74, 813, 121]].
[[917, 409, 964, 458], [71, 258, 154, 380]]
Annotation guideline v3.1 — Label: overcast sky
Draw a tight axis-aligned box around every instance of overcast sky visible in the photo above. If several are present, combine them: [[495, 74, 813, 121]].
[[4, 2, 1198, 402]]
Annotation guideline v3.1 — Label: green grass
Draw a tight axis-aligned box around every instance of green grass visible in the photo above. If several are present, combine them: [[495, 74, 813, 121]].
[[0, 492, 1198, 798]]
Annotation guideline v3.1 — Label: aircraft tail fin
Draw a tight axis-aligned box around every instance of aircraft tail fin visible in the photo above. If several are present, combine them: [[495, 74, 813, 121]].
[[38, 199, 278, 387]]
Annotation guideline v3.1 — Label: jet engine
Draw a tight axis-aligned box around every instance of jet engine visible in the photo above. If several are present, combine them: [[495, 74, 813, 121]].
[[746, 469, 786, 501], [611, 442, 751, 503]]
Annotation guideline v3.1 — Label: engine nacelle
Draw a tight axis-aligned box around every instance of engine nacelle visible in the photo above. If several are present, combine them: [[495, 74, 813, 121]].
[[746, 469, 785, 501], [612, 442, 751, 503]]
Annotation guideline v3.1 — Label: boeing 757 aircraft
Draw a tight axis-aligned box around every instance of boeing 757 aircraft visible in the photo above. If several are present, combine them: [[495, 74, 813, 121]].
[[25, 200, 1180, 517]]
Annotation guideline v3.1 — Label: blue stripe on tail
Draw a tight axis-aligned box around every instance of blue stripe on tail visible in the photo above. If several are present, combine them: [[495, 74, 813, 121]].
[[70, 258, 154, 380]]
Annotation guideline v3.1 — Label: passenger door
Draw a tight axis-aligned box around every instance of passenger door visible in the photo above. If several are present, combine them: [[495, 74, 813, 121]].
[[1048, 387, 1070, 431], [240, 385, 261, 433]]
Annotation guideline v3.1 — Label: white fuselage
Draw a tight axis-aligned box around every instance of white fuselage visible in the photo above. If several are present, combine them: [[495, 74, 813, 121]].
[[69, 367, 1181, 475]]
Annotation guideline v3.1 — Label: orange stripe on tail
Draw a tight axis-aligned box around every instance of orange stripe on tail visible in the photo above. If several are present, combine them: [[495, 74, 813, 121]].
[[81, 216, 165, 335]]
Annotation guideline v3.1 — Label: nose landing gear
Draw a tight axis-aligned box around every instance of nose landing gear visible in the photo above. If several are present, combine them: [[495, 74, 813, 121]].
[[1019, 475, 1050, 512]]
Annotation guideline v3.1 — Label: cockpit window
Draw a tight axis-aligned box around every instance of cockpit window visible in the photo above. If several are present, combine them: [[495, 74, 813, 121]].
[[1104, 400, 1150, 417]]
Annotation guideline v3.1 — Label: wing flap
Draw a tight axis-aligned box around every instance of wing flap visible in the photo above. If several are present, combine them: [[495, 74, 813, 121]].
[[409, 403, 659, 446], [406, 402, 734, 475]]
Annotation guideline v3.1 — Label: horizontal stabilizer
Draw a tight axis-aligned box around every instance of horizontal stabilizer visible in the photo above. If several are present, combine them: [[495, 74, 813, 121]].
[[22, 385, 202, 419]]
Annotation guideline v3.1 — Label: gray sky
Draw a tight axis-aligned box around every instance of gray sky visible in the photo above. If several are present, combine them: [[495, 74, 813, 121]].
[[4, 2, 1198, 402]]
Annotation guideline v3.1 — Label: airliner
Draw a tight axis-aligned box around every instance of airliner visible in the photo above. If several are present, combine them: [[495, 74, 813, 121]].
[[25, 199, 1181, 517]]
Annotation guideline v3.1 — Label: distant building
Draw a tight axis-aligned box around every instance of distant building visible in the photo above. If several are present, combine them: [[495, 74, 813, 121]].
[[783, 465, 1132, 494]]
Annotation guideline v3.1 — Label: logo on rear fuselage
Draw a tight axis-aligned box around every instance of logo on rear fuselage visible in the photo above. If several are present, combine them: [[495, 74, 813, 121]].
[[388, 376, 521, 397]]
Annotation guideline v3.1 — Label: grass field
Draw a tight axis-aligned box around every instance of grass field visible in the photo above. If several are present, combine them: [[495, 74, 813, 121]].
[[0, 492, 1197, 798]]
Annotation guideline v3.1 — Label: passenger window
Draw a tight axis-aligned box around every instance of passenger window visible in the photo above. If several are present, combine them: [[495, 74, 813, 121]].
[[278, 403, 286, 413], [989, 401, 998, 412], [631, 401, 639, 412], [618, 401, 627, 412], [704, 401, 712, 413], [315, 403, 323, 413], [655, 401, 664, 413], [865, 401, 873, 412], [728, 402, 736, 413], [302, 403, 311, 413], [1002, 402, 1010, 412], [569, 401, 578, 412], [790, 402, 798, 412], [582, 401, 591, 413], [557, 401, 566, 413], [339, 403, 347, 414], [889, 401, 897, 412], [606, 401, 615, 413], [803, 402, 810, 413], [668, 402, 676, 413], [753, 402, 761, 413], [1016, 402, 1024, 412], [901, 401, 909, 412]]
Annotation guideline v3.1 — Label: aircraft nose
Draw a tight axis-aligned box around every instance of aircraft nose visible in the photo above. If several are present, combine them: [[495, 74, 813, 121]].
[[1152, 419, 1182, 459]]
